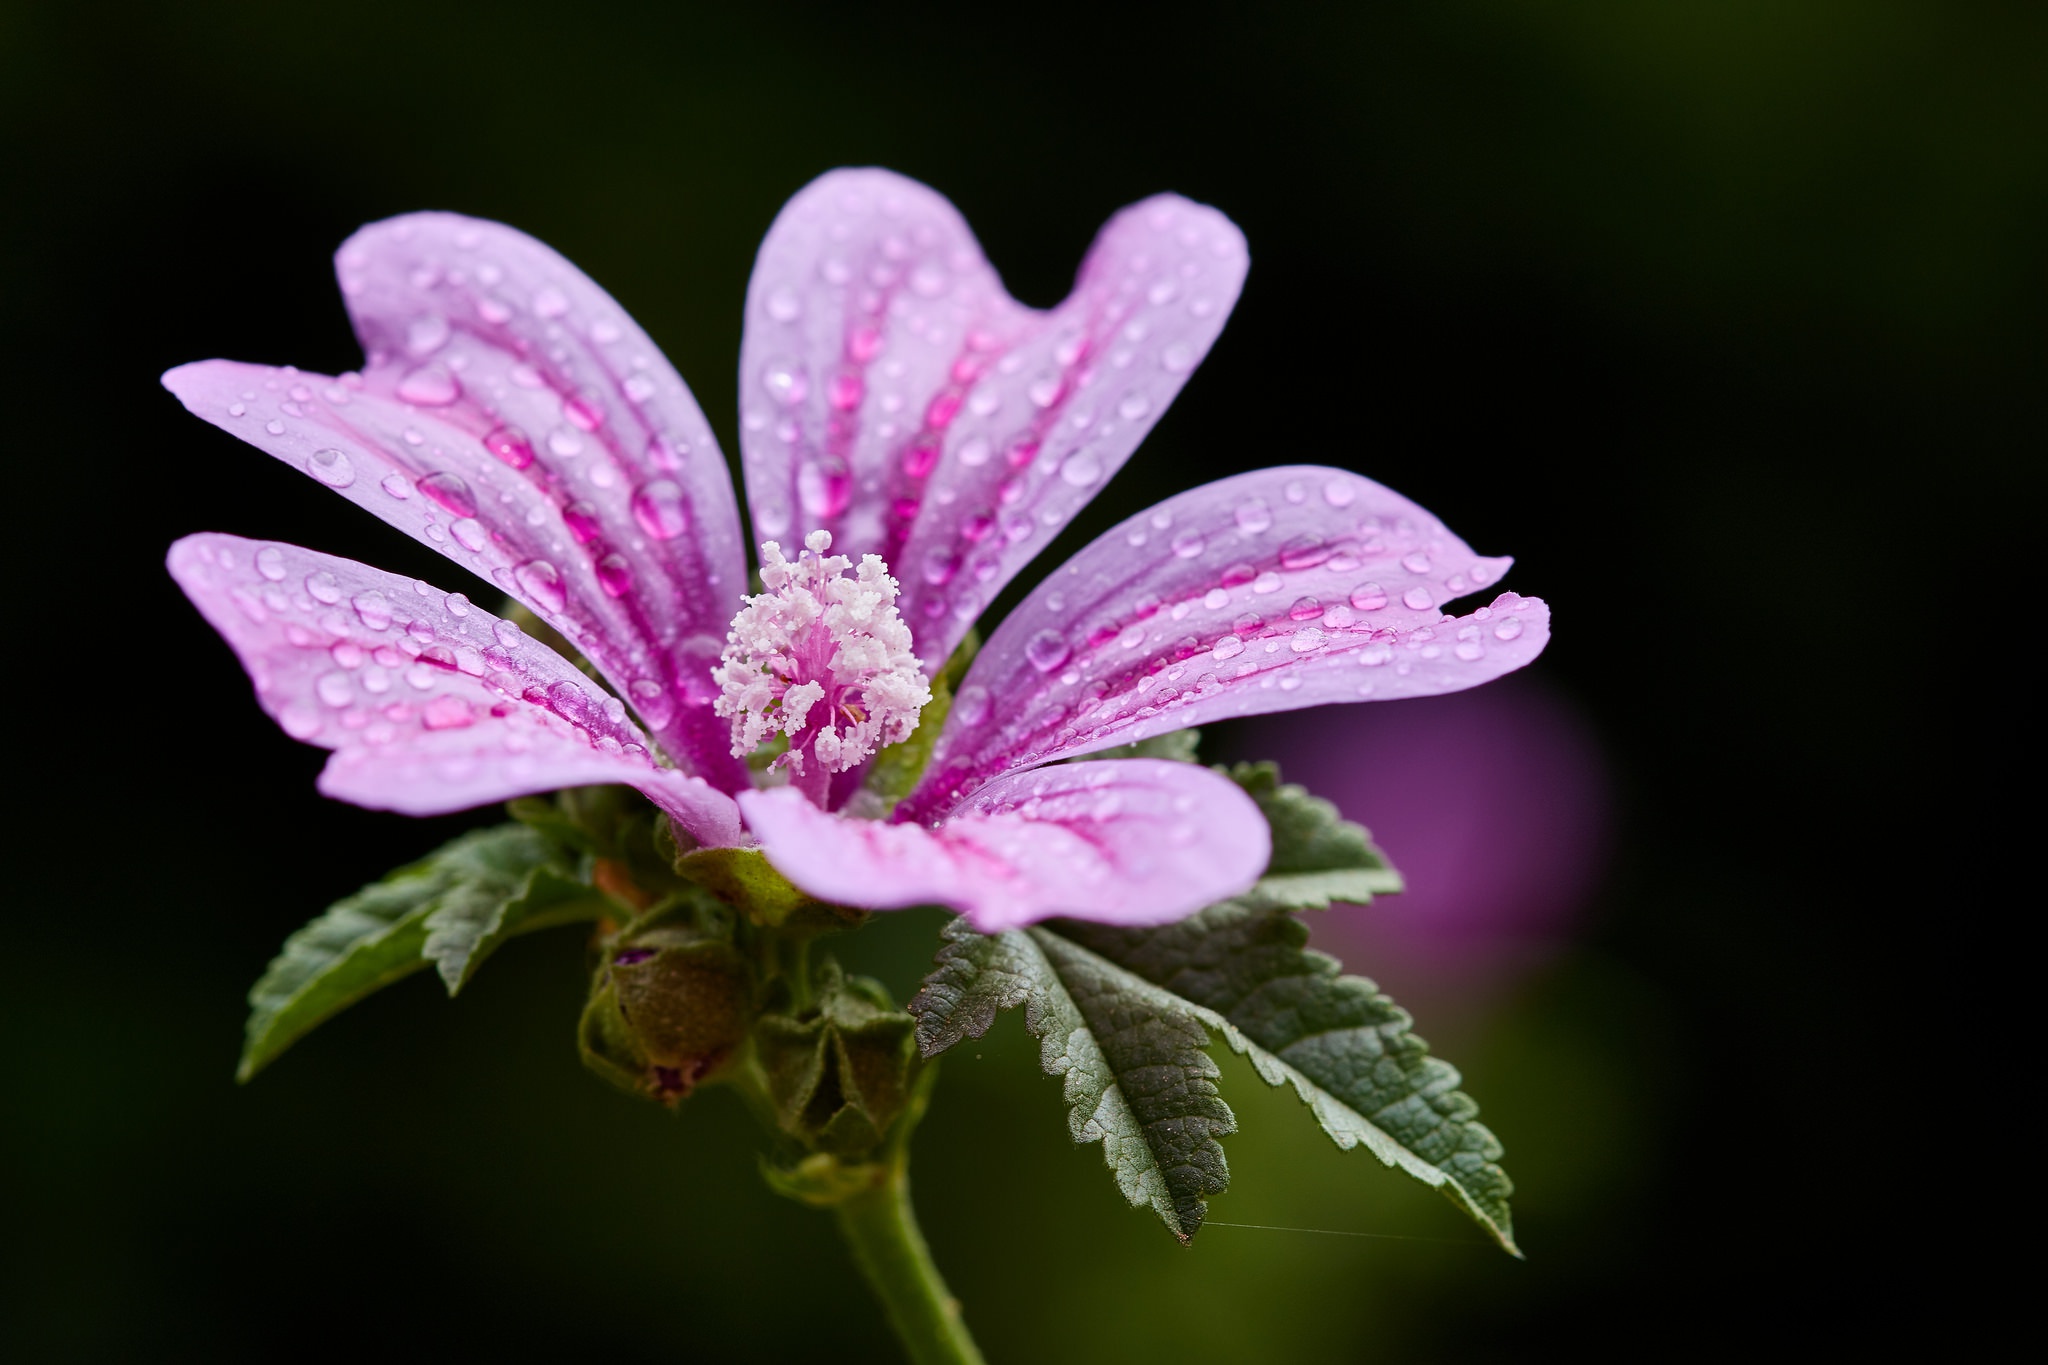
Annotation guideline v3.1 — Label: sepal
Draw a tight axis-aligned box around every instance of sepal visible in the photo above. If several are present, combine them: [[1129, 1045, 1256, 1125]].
[[577, 896, 755, 1105], [753, 961, 920, 1158]]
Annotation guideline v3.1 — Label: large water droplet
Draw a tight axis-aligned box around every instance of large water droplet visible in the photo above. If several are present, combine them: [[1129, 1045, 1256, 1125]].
[[306, 447, 355, 488], [1322, 478, 1356, 508], [1234, 498, 1272, 533], [1203, 588, 1230, 610], [1060, 452, 1103, 486], [483, 425, 535, 470], [380, 473, 413, 499], [1279, 535, 1330, 570], [1251, 571, 1282, 595], [515, 559, 568, 614], [1290, 626, 1326, 653], [1170, 530, 1205, 559], [596, 554, 632, 598], [797, 459, 851, 519], [630, 480, 690, 539], [316, 671, 353, 708], [1401, 586, 1433, 610], [451, 519, 488, 552], [1025, 629, 1071, 673], [279, 701, 322, 740], [1494, 618, 1524, 641], [421, 695, 476, 730], [1161, 342, 1195, 373], [418, 471, 477, 518], [255, 547, 286, 581], [396, 365, 460, 406], [492, 619, 525, 648], [407, 316, 450, 355], [1288, 596, 1323, 621], [923, 550, 961, 587], [352, 591, 393, 631], [561, 501, 602, 544], [1211, 635, 1245, 661], [306, 571, 342, 605], [953, 684, 991, 726], [1349, 582, 1389, 611], [629, 678, 673, 726]]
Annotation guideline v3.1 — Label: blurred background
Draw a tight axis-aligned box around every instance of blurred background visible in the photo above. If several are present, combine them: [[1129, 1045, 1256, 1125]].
[[2, 2, 2033, 1359]]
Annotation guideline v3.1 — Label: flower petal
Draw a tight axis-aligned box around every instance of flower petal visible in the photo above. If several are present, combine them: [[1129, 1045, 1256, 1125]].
[[902, 466, 1549, 819], [741, 760, 1266, 933], [740, 168, 1247, 668], [168, 533, 742, 848], [162, 211, 749, 791]]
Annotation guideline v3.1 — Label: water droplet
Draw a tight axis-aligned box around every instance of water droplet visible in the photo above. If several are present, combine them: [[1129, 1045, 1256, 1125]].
[[1251, 571, 1282, 595], [1161, 342, 1195, 373], [954, 684, 991, 726], [396, 365, 460, 406], [596, 553, 632, 598], [255, 547, 286, 580], [1233, 611, 1264, 634], [1279, 535, 1330, 570], [1060, 452, 1103, 486], [1455, 641, 1485, 661], [451, 519, 489, 552], [380, 473, 414, 499], [629, 678, 673, 725], [761, 357, 808, 407], [1357, 642, 1392, 667], [304, 571, 341, 605], [923, 550, 961, 586], [407, 618, 436, 644], [1494, 618, 1524, 641], [1349, 582, 1389, 611], [555, 501, 599, 545], [547, 427, 584, 458], [279, 701, 322, 739], [266, 419, 286, 435], [316, 672, 353, 708], [306, 447, 355, 488], [1288, 596, 1323, 621], [767, 286, 802, 322], [351, 591, 392, 630], [1170, 530, 1205, 559], [1401, 551, 1431, 573], [1118, 393, 1151, 421], [532, 286, 569, 318], [418, 471, 477, 518], [1401, 586, 1433, 610], [406, 316, 450, 355], [492, 619, 524, 648], [515, 559, 567, 613], [1198, 588, 1226, 611], [1235, 499, 1272, 533], [483, 425, 535, 469], [630, 480, 690, 539], [421, 695, 475, 730], [563, 392, 606, 431], [1211, 635, 1245, 661], [445, 593, 471, 617], [797, 460, 851, 519], [1323, 478, 1356, 508], [1025, 629, 1071, 673], [1290, 626, 1326, 653]]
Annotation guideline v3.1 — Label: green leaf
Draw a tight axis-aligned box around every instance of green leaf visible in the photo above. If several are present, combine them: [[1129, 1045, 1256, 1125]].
[[912, 905, 1519, 1254], [239, 825, 599, 1081], [911, 918, 1233, 1241], [1085, 727, 1202, 763], [1226, 761, 1403, 910]]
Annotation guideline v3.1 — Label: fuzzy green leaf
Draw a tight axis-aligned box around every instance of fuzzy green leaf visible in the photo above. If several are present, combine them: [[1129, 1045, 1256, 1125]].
[[1226, 761, 1403, 909], [913, 903, 1518, 1254], [911, 918, 1233, 1240], [240, 825, 596, 1080], [1056, 903, 1518, 1255]]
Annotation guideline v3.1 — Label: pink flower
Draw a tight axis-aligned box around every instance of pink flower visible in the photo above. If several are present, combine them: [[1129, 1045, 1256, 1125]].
[[164, 169, 1550, 933]]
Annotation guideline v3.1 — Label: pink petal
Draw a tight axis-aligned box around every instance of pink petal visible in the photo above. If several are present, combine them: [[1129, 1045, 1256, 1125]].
[[162, 211, 748, 791], [902, 466, 1549, 820], [168, 533, 742, 848], [740, 760, 1266, 933], [739, 168, 1247, 669]]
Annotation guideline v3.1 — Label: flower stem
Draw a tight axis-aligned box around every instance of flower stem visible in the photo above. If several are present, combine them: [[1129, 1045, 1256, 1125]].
[[833, 1159, 985, 1365]]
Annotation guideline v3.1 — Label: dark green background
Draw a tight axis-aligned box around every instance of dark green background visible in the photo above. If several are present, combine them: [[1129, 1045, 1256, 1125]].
[[3, 3, 2031, 1360]]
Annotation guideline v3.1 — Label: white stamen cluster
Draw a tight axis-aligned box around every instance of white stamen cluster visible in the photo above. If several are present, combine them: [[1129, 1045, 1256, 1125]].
[[713, 530, 931, 781]]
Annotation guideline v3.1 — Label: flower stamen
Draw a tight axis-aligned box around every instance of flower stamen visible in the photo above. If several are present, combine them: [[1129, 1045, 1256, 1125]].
[[713, 530, 931, 806]]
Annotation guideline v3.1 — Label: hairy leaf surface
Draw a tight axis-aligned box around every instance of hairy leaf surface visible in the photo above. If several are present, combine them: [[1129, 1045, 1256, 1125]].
[[913, 904, 1517, 1253], [240, 824, 599, 1080], [1226, 761, 1403, 910]]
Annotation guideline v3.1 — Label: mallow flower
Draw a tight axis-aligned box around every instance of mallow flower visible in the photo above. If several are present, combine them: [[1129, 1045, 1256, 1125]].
[[164, 169, 1550, 933]]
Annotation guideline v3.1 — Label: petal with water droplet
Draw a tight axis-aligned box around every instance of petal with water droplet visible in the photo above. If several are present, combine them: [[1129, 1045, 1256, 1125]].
[[167, 533, 742, 846], [741, 760, 1265, 933], [160, 212, 751, 790], [738, 169, 1248, 671]]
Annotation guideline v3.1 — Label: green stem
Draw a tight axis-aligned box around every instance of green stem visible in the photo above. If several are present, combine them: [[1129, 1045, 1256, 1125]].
[[834, 1160, 985, 1365]]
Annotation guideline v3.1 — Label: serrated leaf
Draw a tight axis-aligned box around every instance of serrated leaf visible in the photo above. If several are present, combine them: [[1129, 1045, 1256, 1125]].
[[1226, 761, 1403, 909], [1056, 903, 1518, 1255], [913, 904, 1518, 1254], [240, 825, 598, 1080], [424, 862, 613, 994], [912, 917, 1232, 1240]]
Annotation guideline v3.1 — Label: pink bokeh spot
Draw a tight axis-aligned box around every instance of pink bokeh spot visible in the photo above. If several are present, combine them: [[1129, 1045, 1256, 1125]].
[[1226, 673, 1609, 1007]]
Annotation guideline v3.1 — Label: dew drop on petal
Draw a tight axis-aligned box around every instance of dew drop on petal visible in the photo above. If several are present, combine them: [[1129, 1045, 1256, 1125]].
[[380, 473, 413, 499], [1494, 618, 1524, 641], [596, 553, 632, 598], [630, 480, 690, 539], [352, 590, 393, 630], [562, 501, 603, 544], [307, 571, 342, 605], [418, 471, 477, 518], [1170, 530, 1204, 559], [255, 547, 286, 581], [1060, 452, 1103, 487], [1349, 582, 1389, 611], [1234, 499, 1272, 533], [421, 695, 476, 730], [279, 701, 322, 739], [1161, 342, 1195, 373], [1211, 635, 1245, 661], [1402, 586, 1434, 610], [1288, 596, 1323, 621], [515, 559, 568, 614], [953, 684, 991, 726], [306, 447, 355, 488], [1455, 641, 1485, 661], [396, 365, 460, 406], [451, 518, 489, 552], [493, 619, 525, 649], [445, 593, 470, 617], [484, 425, 535, 470], [1025, 629, 1071, 673], [1290, 626, 1326, 653]]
